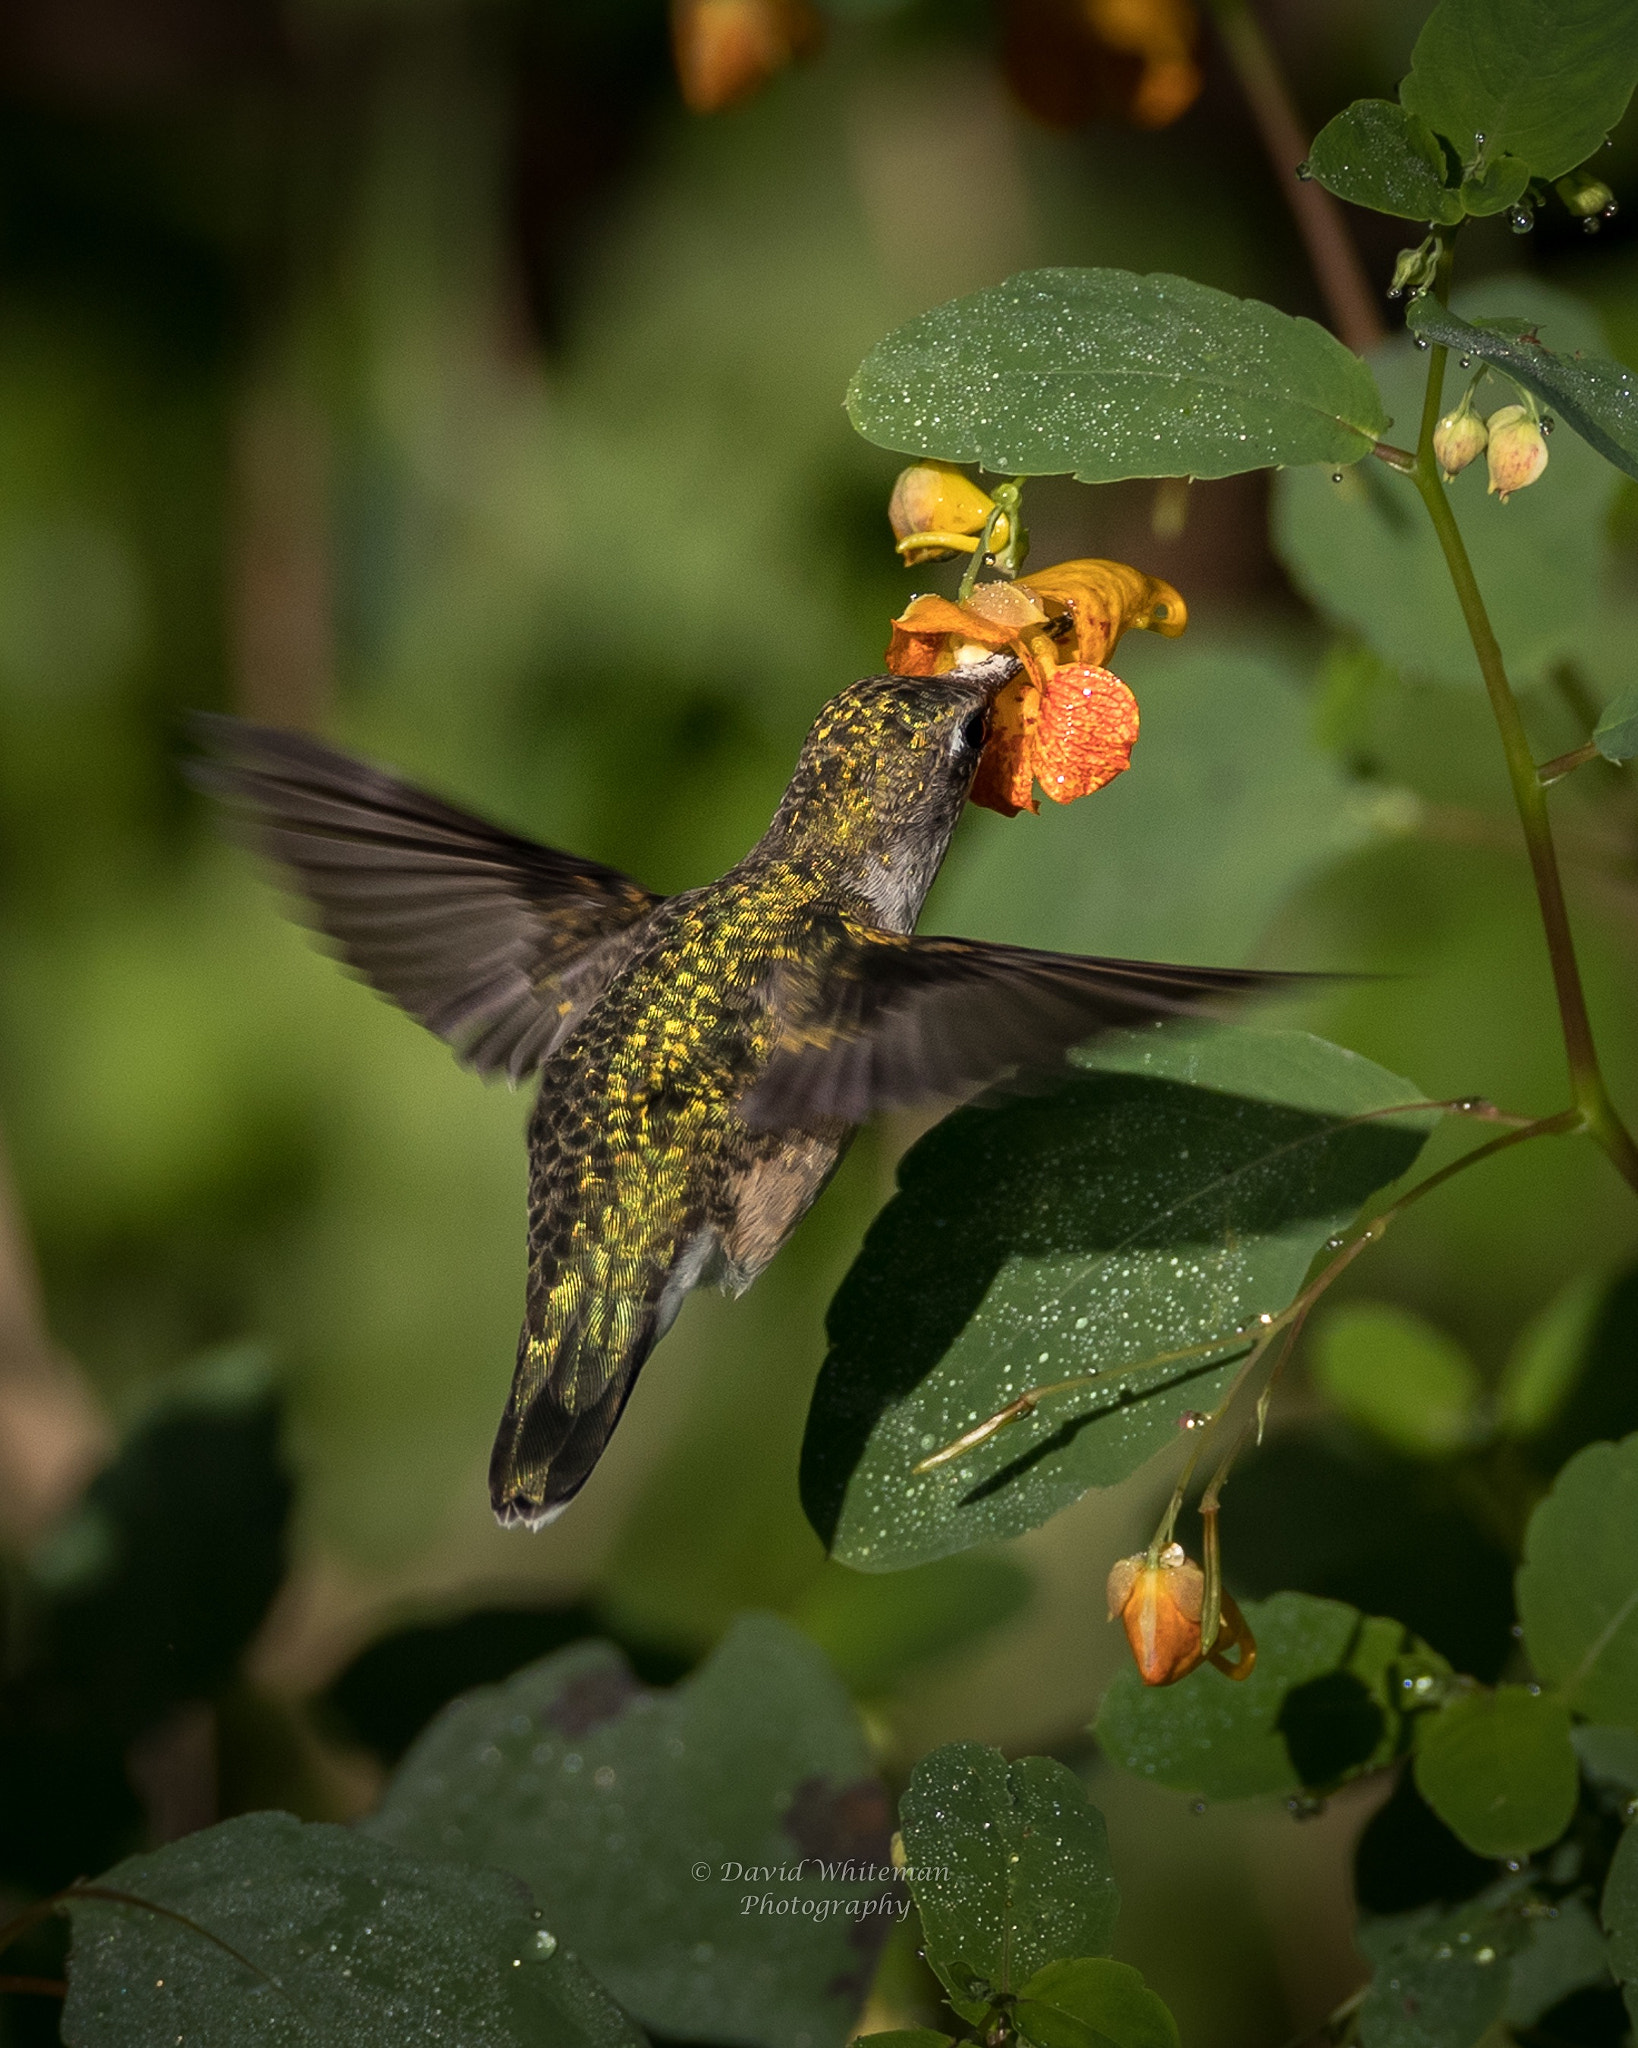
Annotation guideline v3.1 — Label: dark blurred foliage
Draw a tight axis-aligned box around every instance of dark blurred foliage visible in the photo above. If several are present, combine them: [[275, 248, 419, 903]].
[[0, 1351, 288, 1893], [0, 1, 1636, 2044]]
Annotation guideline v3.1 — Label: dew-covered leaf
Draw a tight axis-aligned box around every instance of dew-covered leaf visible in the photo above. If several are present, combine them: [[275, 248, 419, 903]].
[[1306, 101, 1462, 222], [1515, 1434, 1638, 1729], [1405, 298, 1638, 480], [845, 269, 1388, 482], [1275, 281, 1622, 689], [1413, 1686, 1579, 1858], [1359, 1879, 1532, 2048], [1400, 0, 1638, 183], [1096, 1592, 1447, 1801], [803, 1026, 1435, 1572], [898, 1744, 1119, 2024], [369, 1614, 891, 2048], [1594, 685, 1638, 763], [1014, 1958, 1179, 2048], [60, 1811, 642, 2048], [1310, 1303, 1482, 1456]]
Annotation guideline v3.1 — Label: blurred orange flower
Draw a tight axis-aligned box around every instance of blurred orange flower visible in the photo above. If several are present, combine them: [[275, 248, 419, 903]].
[[1106, 1543, 1257, 1687], [885, 558, 1185, 815], [1001, 0, 1202, 131], [671, 0, 822, 114]]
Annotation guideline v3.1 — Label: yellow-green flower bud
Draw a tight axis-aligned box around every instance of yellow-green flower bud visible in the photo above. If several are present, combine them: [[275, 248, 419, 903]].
[[887, 461, 1009, 564], [1485, 404, 1548, 501], [1388, 241, 1439, 300], [1554, 169, 1617, 220], [1432, 406, 1488, 481]]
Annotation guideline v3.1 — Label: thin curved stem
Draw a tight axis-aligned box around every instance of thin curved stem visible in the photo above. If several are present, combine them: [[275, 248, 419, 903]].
[[914, 1105, 1578, 1476], [1410, 261, 1638, 1195]]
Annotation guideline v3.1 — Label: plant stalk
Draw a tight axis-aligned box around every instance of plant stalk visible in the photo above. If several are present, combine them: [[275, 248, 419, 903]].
[[1410, 291, 1638, 1193], [1205, 0, 1384, 355]]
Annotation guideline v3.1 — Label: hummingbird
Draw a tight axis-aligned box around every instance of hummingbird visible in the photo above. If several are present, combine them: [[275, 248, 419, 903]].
[[192, 653, 1286, 1530]]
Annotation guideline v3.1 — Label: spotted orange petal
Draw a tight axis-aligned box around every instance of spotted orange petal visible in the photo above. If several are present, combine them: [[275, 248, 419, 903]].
[[969, 678, 1041, 816], [1033, 664, 1139, 804]]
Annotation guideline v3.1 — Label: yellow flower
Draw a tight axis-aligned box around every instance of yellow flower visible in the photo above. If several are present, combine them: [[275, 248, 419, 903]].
[[887, 462, 1010, 566]]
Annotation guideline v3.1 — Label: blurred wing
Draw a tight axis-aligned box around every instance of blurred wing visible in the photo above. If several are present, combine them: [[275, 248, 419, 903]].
[[742, 921, 1305, 1127], [189, 715, 663, 1080]]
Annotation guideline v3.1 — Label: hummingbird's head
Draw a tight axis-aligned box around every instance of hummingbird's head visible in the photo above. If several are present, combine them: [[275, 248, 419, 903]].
[[758, 651, 1019, 932]]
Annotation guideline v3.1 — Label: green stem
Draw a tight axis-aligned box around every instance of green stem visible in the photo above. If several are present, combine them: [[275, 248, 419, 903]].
[[1410, 262, 1638, 1196]]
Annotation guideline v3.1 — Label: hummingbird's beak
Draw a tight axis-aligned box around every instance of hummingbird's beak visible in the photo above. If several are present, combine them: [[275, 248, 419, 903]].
[[949, 650, 1022, 697]]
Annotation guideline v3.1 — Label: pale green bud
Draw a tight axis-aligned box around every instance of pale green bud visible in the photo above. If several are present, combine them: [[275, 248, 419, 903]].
[[1485, 404, 1548, 501], [1432, 406, 1488, 481]]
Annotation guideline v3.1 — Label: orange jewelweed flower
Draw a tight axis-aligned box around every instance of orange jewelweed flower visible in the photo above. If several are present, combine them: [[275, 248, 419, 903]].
[[885, 557, 1185, 816], [1106, 1543, 1257, 1687], [670, 0, 821, 114]]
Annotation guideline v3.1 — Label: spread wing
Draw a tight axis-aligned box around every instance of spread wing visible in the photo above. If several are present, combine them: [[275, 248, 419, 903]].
[[742, 919, 1308, 1128], [188, 715, 663, 1080]]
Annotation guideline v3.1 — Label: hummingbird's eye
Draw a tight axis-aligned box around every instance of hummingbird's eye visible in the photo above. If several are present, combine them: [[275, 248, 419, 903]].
[[958, 709, 988, 753]]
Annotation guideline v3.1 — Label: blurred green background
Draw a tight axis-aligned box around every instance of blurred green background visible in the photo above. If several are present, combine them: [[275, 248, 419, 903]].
[[1, 1, 1636, 2043]]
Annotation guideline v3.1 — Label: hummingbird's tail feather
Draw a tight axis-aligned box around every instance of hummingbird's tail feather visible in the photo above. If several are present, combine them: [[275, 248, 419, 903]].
[[489, 1230, 717, 1529]]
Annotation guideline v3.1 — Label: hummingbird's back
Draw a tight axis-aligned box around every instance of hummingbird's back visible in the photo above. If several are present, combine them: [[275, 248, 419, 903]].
[[492, 866, 849, 1527]]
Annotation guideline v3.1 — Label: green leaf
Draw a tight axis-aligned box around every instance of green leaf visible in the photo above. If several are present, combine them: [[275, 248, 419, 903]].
[[60, 1811, 643, 2048], [803, 1026, 1435, 1571], [1515, 1433, 1638, 1728], [1014, 1959, 1180, 2048], [370, 1615, 888, 2048], [1096, 1592, 1448, 1801], [898, 1744, 1119, 2024], [845, 268, 1389, 482], [1274, 279, 1622, 689], [928, 638, 1384, 968], [1400, 0, 1638, 182], [1413, 1687, 1579, 1857], [1307, 102, 1463, 222], [789, 1553, 1031, 1696], [1504, 1896, 1612, 2027], [1605, 1819, 1638, 2032], [852, 2035, 954, 2048], [1405, 298, 1638, 480], [1594, 684, 1638, 762], [1499, 1271, 1609, 1437], [1457, 153, 1533, 217], [1310, 1302, 1482, 1456], [1575, 1722, 1638, 1788], [1359, 1880, 1531, 2048]]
